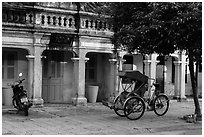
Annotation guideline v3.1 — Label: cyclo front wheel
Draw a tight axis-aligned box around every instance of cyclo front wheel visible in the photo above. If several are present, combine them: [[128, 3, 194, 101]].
[[124, 96, 145, 120], [153, 94, 169, 116], [113, 96, 125, 117]]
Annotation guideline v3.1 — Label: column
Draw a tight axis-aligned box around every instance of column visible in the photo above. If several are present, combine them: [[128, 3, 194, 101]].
[[32, 32, 50, 107], [71, 57, 89, 106], [174, 60, 186, 101], [173, 61, 181, 99], [108, 58, 118, 100], [180, 54, 187, 101], [26, 55, 35, 99], [144, 60, 151, 77], [117, 57, 126, 93], [32, 46, 44, 107], [150, 54, 160, 81]]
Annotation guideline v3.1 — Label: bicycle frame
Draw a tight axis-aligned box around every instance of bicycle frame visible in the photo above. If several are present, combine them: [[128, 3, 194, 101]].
[[143, 78, 160, 105]]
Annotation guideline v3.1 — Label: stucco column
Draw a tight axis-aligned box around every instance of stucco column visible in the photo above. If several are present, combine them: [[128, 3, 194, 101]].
[[144, 60, 151, 77], [108, 59, 118, 99], [32, 46, 44, 107], [32, 32, 50, 107], [71, 57, 89, 106], [174, 60, 186, 101], [173, 61, 181, 99], [180, 55, 187, 101], [26, 55, 35, 100], [150, 54, 160, 81], [117, 57, 126, 93]]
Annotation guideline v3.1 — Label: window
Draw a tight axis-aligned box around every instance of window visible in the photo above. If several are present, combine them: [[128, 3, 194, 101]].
[[2, 51, 17, 79], [86, 53, 97, 81]]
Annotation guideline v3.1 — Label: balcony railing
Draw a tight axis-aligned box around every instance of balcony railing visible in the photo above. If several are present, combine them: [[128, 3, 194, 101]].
[[35, 12, 76, 30], [2, 5, 113, 38], [2, 9, 34, 27]]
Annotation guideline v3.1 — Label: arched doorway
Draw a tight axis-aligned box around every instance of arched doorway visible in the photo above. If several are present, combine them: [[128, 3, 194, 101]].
[[42, 50, 74, 103], [156, 55, 177, 96], [156, 56, 166, 93], [85, 52, 113, 102], [2, 47, 29, 104], [2, 47, 29, 87]]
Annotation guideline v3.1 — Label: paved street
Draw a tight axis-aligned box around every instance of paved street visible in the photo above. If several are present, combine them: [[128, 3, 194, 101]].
[[2, 99, 202, 135]]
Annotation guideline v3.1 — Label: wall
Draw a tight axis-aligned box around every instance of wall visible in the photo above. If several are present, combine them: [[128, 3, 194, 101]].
[[185, 72, 202, 97], [2, 48, 28, 90]]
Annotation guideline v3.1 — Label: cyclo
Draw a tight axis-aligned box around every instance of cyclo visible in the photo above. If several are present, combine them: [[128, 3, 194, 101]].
[[102, 70, 169, 120]]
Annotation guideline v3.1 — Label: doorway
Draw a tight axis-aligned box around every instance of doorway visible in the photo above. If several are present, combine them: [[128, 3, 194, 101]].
[[42, 50, 64, 103]]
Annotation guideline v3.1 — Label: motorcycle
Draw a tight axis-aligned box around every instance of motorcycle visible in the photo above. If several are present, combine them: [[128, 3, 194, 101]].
[[8, 73, 32, 116]]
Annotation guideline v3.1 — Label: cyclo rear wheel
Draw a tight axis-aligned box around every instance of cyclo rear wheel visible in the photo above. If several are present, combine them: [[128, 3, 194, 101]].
[[153, 94, 169, 116], [113, 96, 125, 117], [124, 96, 145, 120]]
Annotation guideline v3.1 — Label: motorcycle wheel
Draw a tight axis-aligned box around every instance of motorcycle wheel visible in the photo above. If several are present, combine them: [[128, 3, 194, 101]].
[[24, 106, 29, 116], [12, 98, 20, 109]]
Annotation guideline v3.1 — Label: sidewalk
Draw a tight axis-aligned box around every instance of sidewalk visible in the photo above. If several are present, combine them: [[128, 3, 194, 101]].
[[2, 99, 202, 135]]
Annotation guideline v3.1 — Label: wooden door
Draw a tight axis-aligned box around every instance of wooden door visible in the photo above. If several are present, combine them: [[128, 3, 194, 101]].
[[42, 51, 64, 103]]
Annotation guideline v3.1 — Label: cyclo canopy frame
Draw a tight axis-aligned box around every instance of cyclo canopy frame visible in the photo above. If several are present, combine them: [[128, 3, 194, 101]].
[[118, 70, 149, 97]]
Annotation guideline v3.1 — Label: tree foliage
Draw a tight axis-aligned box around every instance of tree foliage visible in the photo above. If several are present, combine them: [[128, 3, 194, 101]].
[[111, 2, 202, 57]]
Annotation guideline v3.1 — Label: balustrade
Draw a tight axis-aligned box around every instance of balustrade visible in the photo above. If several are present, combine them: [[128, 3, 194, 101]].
[[39, 13, 75, 29], [81, 18, 112, 32], [3, 8, 113, 37], [3, 9, 34, 25]]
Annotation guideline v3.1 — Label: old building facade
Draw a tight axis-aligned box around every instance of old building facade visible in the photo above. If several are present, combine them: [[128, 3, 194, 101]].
[[2, 2, 201, 107]]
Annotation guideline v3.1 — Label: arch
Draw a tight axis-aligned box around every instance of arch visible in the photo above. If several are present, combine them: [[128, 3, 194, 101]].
[[41, 49, 75, 103], [2, 47, 29, 90], [85, 52, 114, 102], [42, 48, 77, 59], [169, 53, 179, 61], [2, 47, 29, 54], [2, 45, 33, 55], [156, 55, 178, 96], [121, 53, 144, 72]]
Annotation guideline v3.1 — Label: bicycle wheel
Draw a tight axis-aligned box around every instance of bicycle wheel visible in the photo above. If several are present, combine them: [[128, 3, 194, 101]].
[[124, 96, 145, 120], [153, 94, 169, 116], [113, 96, 125, 117]]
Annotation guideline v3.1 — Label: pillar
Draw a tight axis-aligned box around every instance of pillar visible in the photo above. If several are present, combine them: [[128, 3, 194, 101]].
[[108, 58, 118, 99], [32, 46, 44, 107], [71, 57, 89, 106], [174, 60, 186, 101], [150, 54, 160, 81], [32, 32, 50, 107], [117, 57, 126, 93], [173, 61, 181, 99], [180, 53, 187, 101], [26, 55, 35, 99]]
